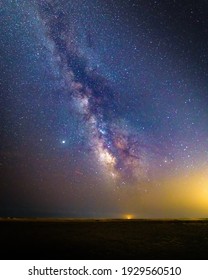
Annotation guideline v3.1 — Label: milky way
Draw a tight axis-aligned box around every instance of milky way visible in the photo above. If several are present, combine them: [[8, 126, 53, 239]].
[[36, 0, 150, 185], [1, 0, 208, 217]]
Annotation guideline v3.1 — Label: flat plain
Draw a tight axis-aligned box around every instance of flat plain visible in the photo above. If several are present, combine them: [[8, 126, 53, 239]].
[[0, 218, 208, 259]]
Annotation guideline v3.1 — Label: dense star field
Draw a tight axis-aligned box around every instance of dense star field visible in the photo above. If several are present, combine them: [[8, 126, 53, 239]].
[[1, 0, 208, 218]]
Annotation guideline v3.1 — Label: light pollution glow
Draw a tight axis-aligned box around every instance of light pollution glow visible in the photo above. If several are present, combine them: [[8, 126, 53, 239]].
[[116, 168, 208, 218]]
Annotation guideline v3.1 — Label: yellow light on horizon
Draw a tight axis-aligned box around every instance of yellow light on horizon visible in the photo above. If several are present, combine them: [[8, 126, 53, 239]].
[[125, 214, 134, 220]]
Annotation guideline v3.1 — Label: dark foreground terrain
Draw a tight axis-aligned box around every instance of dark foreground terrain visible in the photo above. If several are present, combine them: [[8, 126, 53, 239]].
[[0, 219, 208, 259]]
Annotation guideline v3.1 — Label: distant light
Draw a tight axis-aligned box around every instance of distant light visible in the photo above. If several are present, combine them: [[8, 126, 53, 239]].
[[61, 140, 66, 144], [125, 214, 134, 220]]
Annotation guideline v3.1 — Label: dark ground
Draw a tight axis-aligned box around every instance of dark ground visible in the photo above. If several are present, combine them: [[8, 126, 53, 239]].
[[0, 219, 208, 260]]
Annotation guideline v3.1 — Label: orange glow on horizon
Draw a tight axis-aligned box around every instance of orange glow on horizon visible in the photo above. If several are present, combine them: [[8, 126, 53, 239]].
[[124, 214, 134, 220]]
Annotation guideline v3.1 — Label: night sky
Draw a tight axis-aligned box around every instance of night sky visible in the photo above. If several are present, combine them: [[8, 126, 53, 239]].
[[1, 0, 208, 218]]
